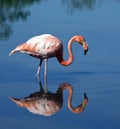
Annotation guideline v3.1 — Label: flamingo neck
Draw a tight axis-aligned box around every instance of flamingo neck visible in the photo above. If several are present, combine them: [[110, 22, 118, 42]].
[[57, 35, 83, 66], [56, 37, 74, 66]]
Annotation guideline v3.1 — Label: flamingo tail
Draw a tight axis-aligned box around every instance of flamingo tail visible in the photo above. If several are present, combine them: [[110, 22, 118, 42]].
[[9, 44, 26, 56]]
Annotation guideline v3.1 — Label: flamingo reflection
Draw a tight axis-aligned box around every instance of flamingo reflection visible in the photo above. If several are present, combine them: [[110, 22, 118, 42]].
[[10, 82, 88, 116]]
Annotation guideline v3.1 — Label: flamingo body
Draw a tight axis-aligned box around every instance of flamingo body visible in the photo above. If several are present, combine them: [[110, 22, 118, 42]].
[[9, 34, 89, 77], [10, 34, 62, 59]]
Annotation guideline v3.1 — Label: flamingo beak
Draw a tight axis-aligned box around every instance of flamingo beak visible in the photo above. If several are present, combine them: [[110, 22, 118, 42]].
[[82, 41, 89, 55], [84, 49, 88, 55]]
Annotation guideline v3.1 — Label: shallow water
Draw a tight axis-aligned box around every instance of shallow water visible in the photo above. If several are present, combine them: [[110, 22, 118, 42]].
[[0, 0, 120, 129]]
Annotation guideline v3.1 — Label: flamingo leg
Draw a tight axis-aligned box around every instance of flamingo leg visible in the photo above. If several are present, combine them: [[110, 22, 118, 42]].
[[37, 59, 43, 76], [44, 59, 48, 93]]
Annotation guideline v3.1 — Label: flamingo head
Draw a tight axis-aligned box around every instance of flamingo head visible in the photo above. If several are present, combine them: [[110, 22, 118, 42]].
[[74, 35, 89, 55], [82, 40, 89, 55]]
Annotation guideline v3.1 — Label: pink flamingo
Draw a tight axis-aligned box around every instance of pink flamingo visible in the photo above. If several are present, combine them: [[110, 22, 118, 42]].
[[9, 34, 89, 78]]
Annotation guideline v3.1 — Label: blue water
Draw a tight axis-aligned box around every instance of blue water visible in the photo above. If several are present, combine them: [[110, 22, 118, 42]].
[[0, 0, 120, 129]]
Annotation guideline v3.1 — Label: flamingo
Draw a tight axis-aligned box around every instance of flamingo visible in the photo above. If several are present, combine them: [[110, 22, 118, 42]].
[[9, 34, 89, 78]]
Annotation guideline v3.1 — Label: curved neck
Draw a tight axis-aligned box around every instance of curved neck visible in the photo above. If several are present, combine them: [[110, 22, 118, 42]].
[[61, 84, 88, 113], [56, 36, 84, 66]]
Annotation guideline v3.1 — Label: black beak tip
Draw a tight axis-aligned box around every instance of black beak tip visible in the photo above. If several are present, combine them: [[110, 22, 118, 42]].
[[84, 50, 88, 55]]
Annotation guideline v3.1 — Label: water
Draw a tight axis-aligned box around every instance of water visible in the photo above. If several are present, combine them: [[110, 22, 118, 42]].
[[0, 0, 120, 129]]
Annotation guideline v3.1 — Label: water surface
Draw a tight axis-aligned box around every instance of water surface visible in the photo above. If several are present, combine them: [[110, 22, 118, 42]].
[[0, 0, 120, 129]]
